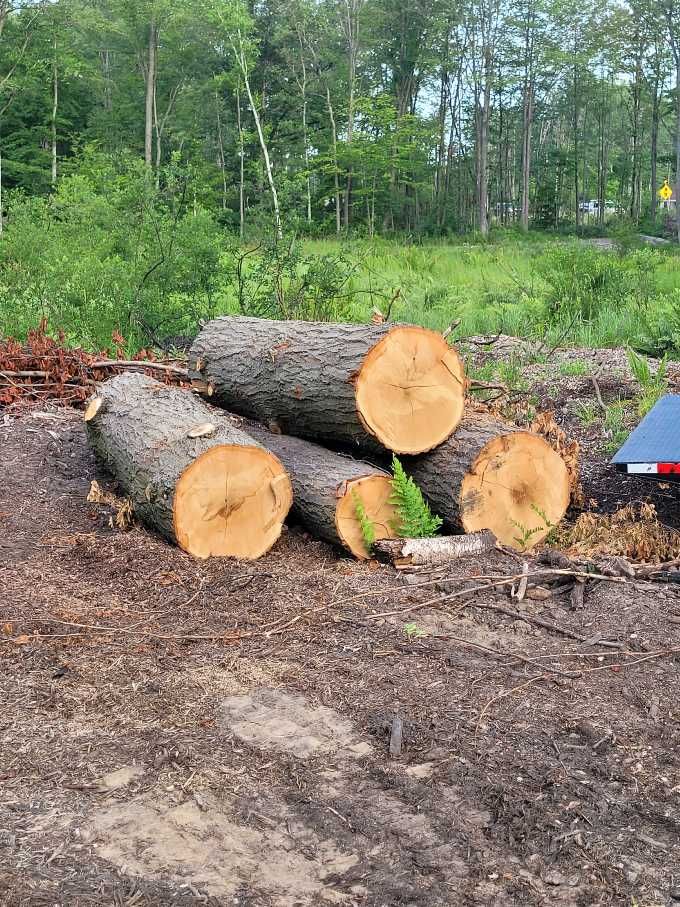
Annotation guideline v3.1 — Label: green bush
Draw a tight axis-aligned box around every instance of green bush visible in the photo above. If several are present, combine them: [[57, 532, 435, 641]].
[[0, 151, 225, 350]]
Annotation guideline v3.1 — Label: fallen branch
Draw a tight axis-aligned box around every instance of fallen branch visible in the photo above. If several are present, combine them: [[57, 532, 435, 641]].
[[91, 359, 189, 377], [0, 370, 50, 379], [470, 601, 623, 647]]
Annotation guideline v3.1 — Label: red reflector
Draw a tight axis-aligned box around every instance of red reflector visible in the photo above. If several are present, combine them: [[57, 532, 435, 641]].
[[657, 463, 680, 474]]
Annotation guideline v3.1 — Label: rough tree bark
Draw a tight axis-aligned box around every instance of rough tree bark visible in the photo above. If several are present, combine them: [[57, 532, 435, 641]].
[[84, 373, 292, 560], [245, 422, 397, 559], [190, 316, 465, 455], [406, 412, 570, 549]]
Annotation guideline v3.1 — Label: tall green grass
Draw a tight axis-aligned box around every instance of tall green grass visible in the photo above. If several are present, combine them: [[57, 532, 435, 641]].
[[305, 236, 680, 352]]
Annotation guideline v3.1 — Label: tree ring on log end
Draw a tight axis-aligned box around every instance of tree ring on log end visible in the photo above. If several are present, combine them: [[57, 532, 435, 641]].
[[459, 432, 570, 549], [173, 445, 292, 560], [355, 326, 465, 454], [335, 474, 399, 559]]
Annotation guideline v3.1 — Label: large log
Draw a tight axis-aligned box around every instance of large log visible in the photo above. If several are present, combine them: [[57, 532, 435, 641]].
[[84, 373, 293, 560], [245, 422, 398, 559], [189, 316, 465, 455], [407, 413, 571, 549]]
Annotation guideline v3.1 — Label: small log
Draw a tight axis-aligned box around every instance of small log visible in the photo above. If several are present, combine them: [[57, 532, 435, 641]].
[[85, 373, 292, 559], [245, 423, 399, 559], [406, 412, 571, 550], [373, 531, 496, 567], [189, 316, 466, 454]]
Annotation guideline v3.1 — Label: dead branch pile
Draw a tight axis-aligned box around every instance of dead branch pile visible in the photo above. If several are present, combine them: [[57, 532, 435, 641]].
[[0, 320, 187, 407], [551, 502, 680, 562]]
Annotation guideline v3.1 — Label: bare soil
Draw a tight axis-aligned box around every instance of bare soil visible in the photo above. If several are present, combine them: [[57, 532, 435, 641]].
[[2, 378, 680, 906]]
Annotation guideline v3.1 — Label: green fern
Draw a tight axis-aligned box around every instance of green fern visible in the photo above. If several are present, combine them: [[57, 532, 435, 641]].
[[352, 490, 376, 552], [389, 456, 443, 538]]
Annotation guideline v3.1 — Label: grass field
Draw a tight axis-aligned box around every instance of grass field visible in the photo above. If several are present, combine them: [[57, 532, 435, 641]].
[[4, 210, 680, 353], [306, 235, 680, 353]]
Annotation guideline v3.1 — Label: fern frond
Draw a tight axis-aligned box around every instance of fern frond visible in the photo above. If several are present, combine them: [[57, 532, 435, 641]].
[[352, 490, 376, 552], [389, 456, 443, 538]]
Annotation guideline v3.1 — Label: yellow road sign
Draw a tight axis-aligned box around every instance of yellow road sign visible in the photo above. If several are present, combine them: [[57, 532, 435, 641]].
[[659, 180, 673, 201]]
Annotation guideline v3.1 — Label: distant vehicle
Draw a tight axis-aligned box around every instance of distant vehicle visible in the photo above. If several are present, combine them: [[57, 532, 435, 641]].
[[578, 199, 619, 217]]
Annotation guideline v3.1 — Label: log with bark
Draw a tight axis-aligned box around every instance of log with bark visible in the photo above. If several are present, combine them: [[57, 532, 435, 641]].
[[245, 422, 398, 559], [189, 316, 466, 455], [373, 531, 496, 568], [407, 412, 571, 549], [84, 373, 293, 559]]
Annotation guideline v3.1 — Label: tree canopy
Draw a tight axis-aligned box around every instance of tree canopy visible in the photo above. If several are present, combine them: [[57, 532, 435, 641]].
[[1, 0, 680, 236]]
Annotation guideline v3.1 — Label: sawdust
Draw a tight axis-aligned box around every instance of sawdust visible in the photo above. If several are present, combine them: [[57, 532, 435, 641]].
[[553, 502, 680, 561], [221, 688, 373, 759], [89, 792, 356, 905], [531, 410, 584, 507], [95, 763, 146, 792], [87, 479, 134, 530]]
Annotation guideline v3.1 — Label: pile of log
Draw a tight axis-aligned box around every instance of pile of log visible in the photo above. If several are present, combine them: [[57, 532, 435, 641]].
[[85, 316, 572, 561]]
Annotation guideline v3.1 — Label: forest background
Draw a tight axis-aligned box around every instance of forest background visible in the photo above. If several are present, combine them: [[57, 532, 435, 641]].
[[4, 0, 680, 354]]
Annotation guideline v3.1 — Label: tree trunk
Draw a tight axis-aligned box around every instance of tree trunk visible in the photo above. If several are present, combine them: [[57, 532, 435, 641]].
[[216, 93, 228, 211], [245, 423, 397, 559], [51, 38, 58, 186], [189, 316, 465, 455], [520, 82, 533, 231], [478, 49, 492, 236], [325, 83, 342, 236], [406, 412, 570, 549], [84, 373, 292, 559], [236, 83, 245, 239], [651, 72, 660, 218], [236, 38, 282, 241], [295, 34, 312, 225], [144, 20, 157, 167], [374, 530, 496, 567], [630, 46, 642, 223]]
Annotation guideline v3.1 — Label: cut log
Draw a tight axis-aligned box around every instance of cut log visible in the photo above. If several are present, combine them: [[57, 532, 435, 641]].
[[189, 316, 465, 455], [407, 413, 570, 549], [373, 531, 496, 567], [84, 373, 292, 560], [245, 422, 398, 559]]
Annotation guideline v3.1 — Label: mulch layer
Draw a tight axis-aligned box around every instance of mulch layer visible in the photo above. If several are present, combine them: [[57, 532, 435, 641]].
[[2, 403, 680, 907]]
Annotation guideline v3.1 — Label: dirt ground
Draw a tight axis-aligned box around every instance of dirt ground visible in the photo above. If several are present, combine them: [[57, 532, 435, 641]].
[[2, 360, 680, 907]]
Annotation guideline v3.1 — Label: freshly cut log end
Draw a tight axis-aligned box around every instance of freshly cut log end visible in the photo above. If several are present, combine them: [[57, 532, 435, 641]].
[[406, 413, 572, 551], [354, 326, 465, 454], [243, 422, 398, 559], [189, 317, 465, 455], [460, 431, 570, 548], [335, 474, 397, 559], [85, 372, 293, 561], [174, 445, 292, 560]]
